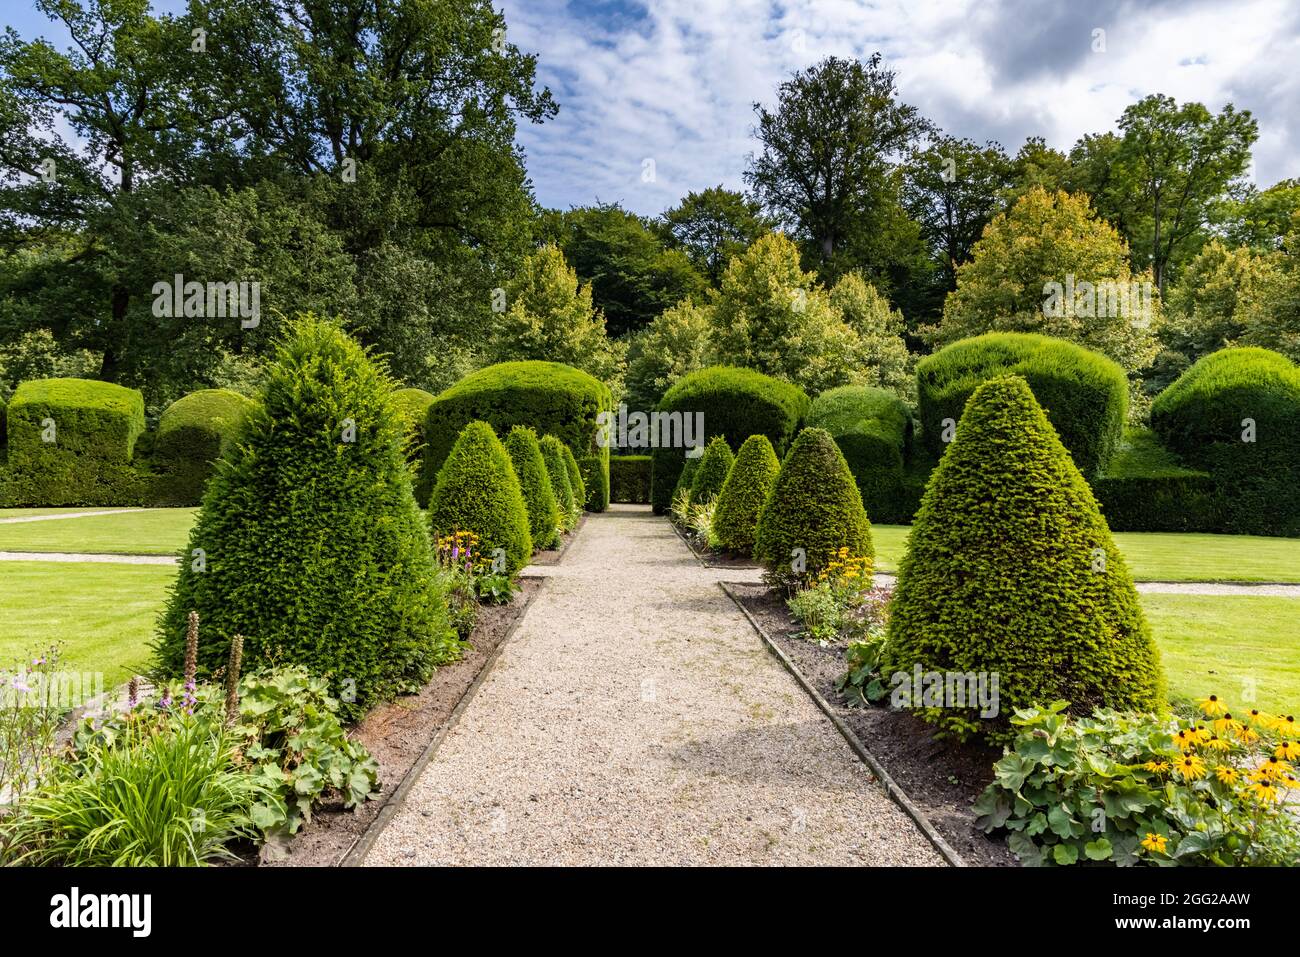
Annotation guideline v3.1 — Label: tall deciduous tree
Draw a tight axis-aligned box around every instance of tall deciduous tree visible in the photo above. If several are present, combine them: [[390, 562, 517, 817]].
[[660, 186, 771, 283], [745, 54, 931, 264], [1112, 94, 1256, 293]]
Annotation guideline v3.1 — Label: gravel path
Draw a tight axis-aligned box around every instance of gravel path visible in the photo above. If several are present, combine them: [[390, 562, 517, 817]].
[[0, 550, 176, 565], [365, 504, 943, 866]]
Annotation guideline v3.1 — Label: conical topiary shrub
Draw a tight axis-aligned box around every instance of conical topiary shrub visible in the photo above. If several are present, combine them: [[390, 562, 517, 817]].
[[712, 435, 780, 554], [562, 441, 587, 511], [539, 434, 577, 529], [428, 421, 533, 574], [881, 375, 1164, 741], [672, 454, 701, 510], [753, 427, 872, 581], [152, 317, 455, 719], [689, 436, 735, 505], [504, 426, 560, 549]]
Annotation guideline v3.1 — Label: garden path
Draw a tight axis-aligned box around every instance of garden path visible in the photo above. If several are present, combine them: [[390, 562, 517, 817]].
[[364, 504, 943, 865]]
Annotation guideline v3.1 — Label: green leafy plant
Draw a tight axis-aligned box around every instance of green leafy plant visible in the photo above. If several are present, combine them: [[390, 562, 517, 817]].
[[974, 700, 1300, 867], [837, 633, 891, 706], [0, 645, 65, 810]]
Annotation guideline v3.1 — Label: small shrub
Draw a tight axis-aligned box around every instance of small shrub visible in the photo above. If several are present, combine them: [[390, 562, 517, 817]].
[[428, 420, 533, 575], [753, 427, 873, 585], [0, 645, 65, 809], [151, 389, 257, 506], [881, 376, 1164, 741], [974, 700, 1300, 866], [4, 377, 147, 506], [787, 551, 874, 644], [503, 426, 561, 549], [609, 454, 652, 503], [712, 434, 780, 554], [688, 436, 734, 505], [651, 365, 809, 514], [539, 434, 578, 530], [915, 332, 1128, 477]]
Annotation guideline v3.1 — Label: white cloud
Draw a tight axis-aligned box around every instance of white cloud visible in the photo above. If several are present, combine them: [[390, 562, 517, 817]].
[[503, 0, 1300, 216]]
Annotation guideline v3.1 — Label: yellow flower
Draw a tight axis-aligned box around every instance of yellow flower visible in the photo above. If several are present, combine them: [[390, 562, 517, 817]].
[[1215, 765, 1240, 785], [1235, 724, 1260, 745], [1173, 729, 1197, 751], [1174, 754, 1207, 782], [1212, 714, 1240, 737], [1245, 780, 1282, 803], [1192, 725, 1212, 744], [1142, 760, 1169, 773], [1204, 735, 1233, 753], [1274, 715, 1298, 736], [1198, 695, 1228, 717], [1140, 833, 1168, 854], [1246, 708, 1274, 727], [1275, 740, 1300, 761], [1254, 757, 1292, 782]]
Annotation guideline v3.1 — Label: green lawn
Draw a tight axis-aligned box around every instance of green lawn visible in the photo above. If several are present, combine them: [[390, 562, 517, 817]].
[[0, 508, 196, 555], [872, 525, 1300, 583], [0, 560, 174, 690], [0, 507, 141, 519], [1143, 594, 1300, 714]]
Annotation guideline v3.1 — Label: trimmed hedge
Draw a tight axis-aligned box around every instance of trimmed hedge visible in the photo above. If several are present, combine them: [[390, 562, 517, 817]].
[[562, 443, 586, 512], [393, 387, 437, 505], [424, 361, 612, 512], [428, 421, 533, 574], [712, 434, 780, 554], [753, 427, 873, 580], [153, 318, 455, 720], [0, 394, 6, 448], [881, 376, 1164, 742], [540, 434, 578, 528], [4, 377, 147, 506], [150, 389, 257, 506], [808, 385, 914, 523], [1150, 347, 1300, 537], [651, 366, 810, 514], [689, 436, 734, 505], [916, 333, 1127, 477], [504, 426, 560, 549], [1093, 428, 1220, 532], [610, 455, 652, 503]]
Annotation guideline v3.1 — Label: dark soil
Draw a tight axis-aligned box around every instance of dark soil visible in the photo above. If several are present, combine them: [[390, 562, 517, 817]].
[[727, 582, 1018, 867], [262, 576, 543, 867], [529, 513, 587, 565]]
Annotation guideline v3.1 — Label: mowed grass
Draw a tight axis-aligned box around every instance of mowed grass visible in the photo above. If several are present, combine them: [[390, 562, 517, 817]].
[[0, 508, 197, 555], [1142, 595, 1300, 714], [0, 561, 174, 690], [871, 525, 1300, 583]]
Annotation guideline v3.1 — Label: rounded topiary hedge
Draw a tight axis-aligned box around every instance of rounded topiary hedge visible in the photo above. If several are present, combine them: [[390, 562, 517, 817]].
[[150, 389, 257, 506], [1150, 347, 1300, 537], [539, 434, 577, 529], [609, 455, 652, 503], [689, 436, 734, 505], [651, 366, 809, 514], [916, 332, 1127, 477], [3, 377, 147, 506], [504, 426, 560, 550], [429, 421, 533, 574], [712, 434, 780, 554], [424, 361, 612, 512], [808, 385, 914, 523], [392, 387, 437, 505], [1092, 428, 1221, 532], [881, 376, 1164, 742], [153, 318, 455, 720], [753, 427, 872, 581]]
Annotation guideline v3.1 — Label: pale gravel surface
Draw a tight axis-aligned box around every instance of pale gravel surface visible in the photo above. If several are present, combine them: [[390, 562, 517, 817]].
[[365, 504, 943, 866], [0, 550, 176, 565]]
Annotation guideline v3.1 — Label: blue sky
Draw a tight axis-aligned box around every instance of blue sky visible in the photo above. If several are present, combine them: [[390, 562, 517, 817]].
[[7, 0, 1299, 217]]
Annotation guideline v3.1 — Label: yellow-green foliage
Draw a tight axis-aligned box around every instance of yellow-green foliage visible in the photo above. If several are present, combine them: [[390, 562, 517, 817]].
[[882, 376, 1164, 741], [503, 426, 560, 549], [539, 434, 577, 529]]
